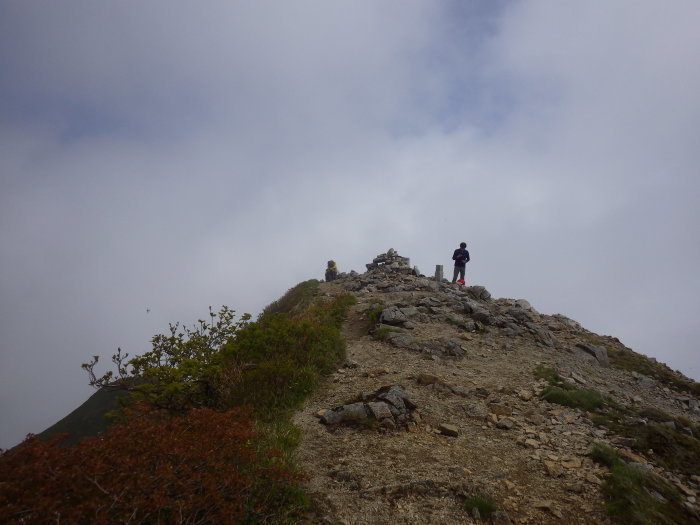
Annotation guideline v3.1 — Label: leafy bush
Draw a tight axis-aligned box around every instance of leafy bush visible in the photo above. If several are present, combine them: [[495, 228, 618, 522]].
[[223, 295, 355, 418], [0, 406, 306, 524], [83, 306, 249, 412], [232, 360, 319, 419], [66, 289, 357, 522]]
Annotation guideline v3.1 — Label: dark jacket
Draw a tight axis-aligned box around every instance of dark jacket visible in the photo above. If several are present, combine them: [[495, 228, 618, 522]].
[[452, 248, 470, 267]]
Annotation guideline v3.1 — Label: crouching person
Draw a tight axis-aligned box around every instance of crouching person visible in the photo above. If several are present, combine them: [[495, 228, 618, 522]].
[[325, 260, 338, 282]]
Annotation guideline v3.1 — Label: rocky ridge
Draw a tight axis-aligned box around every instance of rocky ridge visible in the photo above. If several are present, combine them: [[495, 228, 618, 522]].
[[293, 249, 700, 524]]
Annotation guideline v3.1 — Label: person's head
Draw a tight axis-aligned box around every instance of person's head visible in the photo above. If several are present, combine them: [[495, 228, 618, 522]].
[[327, 260, 335, 267], [460, 242, 467, 249]]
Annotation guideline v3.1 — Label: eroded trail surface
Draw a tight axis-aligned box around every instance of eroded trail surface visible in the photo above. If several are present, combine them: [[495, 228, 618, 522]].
[[293, 254, 699, 524]]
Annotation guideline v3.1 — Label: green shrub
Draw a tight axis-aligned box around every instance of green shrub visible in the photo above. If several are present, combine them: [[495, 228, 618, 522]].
[[589, 442, 694, 524], [604, 463, 688, 524], [224, 313, 345, 374], [366, 303, 385, 331], [233, 360, 319, 420], [533, 365, 575, 390], [638, 407, 674, 423], [83, 306, 250, 412], [607, 346, 700, 396], [372, 326, 403, 341], [634, 424, 700, 476], [465, 494, 498, 517], [541, 386, 605, 412], [76, 287, 357, 522], [589, 442, 621, 468]]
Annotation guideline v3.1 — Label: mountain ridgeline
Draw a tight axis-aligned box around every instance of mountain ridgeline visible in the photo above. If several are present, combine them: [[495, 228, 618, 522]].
[[2, 248, 699, 524]]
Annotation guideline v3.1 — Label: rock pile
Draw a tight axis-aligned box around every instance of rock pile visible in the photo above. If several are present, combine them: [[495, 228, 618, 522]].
[[365, 248, 419, 276], [319, 385, 417, 431]]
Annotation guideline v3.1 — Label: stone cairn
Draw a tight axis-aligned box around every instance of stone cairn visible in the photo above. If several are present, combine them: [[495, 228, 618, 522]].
[[365, 248, 420, 276]]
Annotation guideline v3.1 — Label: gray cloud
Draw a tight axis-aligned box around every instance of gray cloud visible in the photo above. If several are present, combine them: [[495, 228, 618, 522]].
[[2, 1, 699, 449]]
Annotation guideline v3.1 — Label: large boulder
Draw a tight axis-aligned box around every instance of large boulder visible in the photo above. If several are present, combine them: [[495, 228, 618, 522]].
[[379, 306, 409, 326], [465, 286, 491, 301], [576, 343, 610, 367]]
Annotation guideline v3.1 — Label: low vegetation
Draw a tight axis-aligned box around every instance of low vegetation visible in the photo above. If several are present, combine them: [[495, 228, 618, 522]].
[[260, 279, 320, 318], [464, 494, 499, 519], [372, 325, 403, 341], [534, 365, 607, 411], [589, 443, 694, 524], [1, 280, 357, 524], [536, 364, 700, 516], [602, 339, 700, 396], [366, 302, 385, 329], [0, 406, 304, 524]]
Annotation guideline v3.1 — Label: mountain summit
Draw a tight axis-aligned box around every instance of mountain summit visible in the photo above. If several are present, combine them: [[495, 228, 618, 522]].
[[293, 248, 699, 524]]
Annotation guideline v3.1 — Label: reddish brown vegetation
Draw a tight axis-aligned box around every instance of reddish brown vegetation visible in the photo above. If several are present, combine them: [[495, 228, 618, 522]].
[[0, 406, 304, 524]]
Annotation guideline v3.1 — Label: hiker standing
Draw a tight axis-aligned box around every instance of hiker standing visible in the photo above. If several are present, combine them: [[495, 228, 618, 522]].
[[325, 260, 338, 282], [451, 242, 470, 283]]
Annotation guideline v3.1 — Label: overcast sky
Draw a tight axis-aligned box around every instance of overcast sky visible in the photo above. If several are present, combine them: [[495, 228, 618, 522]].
[[2, 1, 699, 449]]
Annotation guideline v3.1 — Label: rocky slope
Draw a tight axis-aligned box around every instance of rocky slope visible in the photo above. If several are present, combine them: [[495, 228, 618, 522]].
[[292, 249, 700, 524]]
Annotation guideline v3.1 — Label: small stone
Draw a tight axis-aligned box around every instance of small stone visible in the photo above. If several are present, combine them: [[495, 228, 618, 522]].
[[562, 458, 582, 469], [518, 390, 534, 401], [417, 373, 444, 386], [586, 474, 603, 485], [544, 460, 564, 477], [533, 500, 554, 510], [676, 482, 696, 497], [618, 450, 648, 465], [497, 417, 516, 430], [489, 403, 512, 416], [438, 423, 459, 437], [367, 401, 393, 421]]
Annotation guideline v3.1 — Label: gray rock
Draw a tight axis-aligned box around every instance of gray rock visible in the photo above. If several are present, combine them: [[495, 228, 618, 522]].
[[637, 375, 656, 388], [463, 320, 479, 332], [379, 306, 408, 325], [576, 342, 611, 367], [367, 401, 393, 421], [496, 417, 516, 430], [399, 306, 419, 318], [385, 332, 414, 349], [419, 297, 443, 308], [465, 285, 491, 301], [320, 402, 369, 425], [515, 299, 533, 310], [438, 423, 459, 437], [507, 307, 532, 323]]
